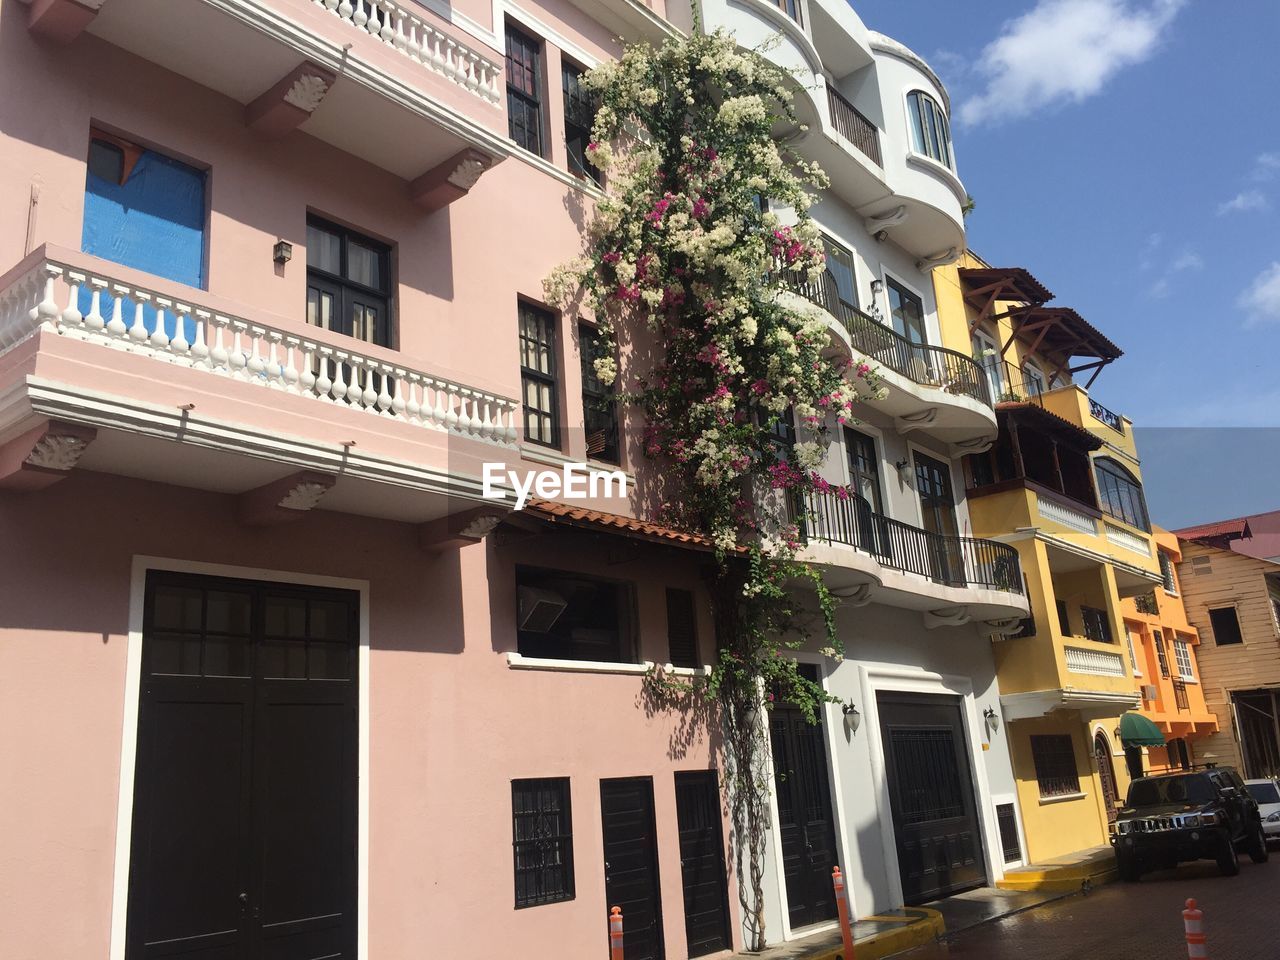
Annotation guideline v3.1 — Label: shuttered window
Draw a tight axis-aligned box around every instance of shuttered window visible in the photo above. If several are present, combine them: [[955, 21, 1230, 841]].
[[512, 778, 574, 908], [1159, 550, 1178, 593], [1154, 631, 1171, 678], [666, 588, 699, 668], [1030, 734, 1081, 799]]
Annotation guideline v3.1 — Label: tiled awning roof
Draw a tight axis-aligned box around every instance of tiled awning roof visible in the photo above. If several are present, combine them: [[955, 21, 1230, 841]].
[[519, 499, 724, 552], [959, 266, 1055, 306], [1009, 306, 1123, 362], [1173, 518, 1253, 543], [996, 401, 1103, 450]]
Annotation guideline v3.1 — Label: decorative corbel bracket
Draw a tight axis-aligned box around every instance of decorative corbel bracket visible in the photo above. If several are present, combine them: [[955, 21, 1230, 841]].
[[863, 205, 908, 238], [985, 617, 1027, 639], [924, 607, 971, 630], [951, 436, 995, 457], [831, 583, 873, 607], [917, 247, 961, 272], [0, 420, 97, 492], [409, 148, 499, 213], [419, 505, 506, 554], [894, 407, 938, 435], [238, 471, 336, 526], [26, 0, 107, 44], [245, 62, 338, 139]]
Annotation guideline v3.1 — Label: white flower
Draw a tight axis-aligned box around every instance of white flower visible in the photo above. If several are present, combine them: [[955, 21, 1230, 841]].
[[592, 355, 617, 386], [793, 440, 824, 471]]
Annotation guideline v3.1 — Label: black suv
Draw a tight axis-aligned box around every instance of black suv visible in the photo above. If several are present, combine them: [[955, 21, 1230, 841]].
[[1110, 767, 1269, 880]]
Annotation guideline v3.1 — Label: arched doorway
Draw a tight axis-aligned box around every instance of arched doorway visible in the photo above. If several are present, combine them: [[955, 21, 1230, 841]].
[[1095, 731, 1120, 823]]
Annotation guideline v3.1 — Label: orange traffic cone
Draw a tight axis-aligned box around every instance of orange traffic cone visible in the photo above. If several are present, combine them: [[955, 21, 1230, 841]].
[[609, 906, 625, 960], [1182, 898, 1207, 960], [832, 866, 856, 960]]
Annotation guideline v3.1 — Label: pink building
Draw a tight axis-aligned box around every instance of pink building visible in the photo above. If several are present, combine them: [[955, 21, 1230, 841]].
[[0, 2, 1030, 959]]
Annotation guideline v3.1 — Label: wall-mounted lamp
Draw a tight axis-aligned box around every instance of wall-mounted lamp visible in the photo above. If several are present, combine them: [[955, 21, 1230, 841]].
[[870, 278, 885, 298], [894, 458, 912, 482], [983, 706, 1000, 734], [272, 239, 293, 265], [842, 700, 861, 736]]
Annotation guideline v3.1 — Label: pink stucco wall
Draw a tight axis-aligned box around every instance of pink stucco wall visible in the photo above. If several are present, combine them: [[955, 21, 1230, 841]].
[[0, 469, 732, 959]]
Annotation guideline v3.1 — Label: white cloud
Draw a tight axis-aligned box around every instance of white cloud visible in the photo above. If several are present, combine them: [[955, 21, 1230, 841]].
[[1170, 250, 1203, 272], [959, 0, 1187, 126], [1148, 247, 1202, 298], [1217, 190, 1269, 215], [1250, 153, 1280, 182], [1239, 262, 1280, 326]]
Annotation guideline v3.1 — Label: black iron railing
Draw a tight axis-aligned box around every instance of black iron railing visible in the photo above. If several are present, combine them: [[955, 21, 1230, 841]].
[[790, 486, 1024, 594], [827, 86, 882, 167], [1089, 398, 1124, 434], [780, 269, 992, 409]]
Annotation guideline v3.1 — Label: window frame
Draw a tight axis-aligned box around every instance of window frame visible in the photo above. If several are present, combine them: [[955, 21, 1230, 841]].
[[511, 777, 575, 908], [505, 22, 545, 157], [1021, 360, 1047, 398], [972, 328, 1004, 400], [886, 275, 927, 346], [1030, 734, 1082, 799], [821, 234, 858, 312], [518, 302, 561, 449], [1154, 630, 1171, 678], [305, 214, 394, 349], [1080, 605, 1113, 644], [1159, 550, 1178, 594], [1208, 605, 1244, 646], [561, 60, 600, 184], [578, 322, 618, 464], [1172, 638, 1196, 682], [906, 90, 953, 169], [1094, 457, 1151, 532], [1125, 627, 1143, 677], [515, 565, 637, 664]]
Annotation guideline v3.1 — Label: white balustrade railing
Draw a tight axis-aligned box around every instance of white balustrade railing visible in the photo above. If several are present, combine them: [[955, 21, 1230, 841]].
[[1104, 522, 1152, 558], [0, 260, 519, 446], [313, 0, 502, 104], [1036, 494, 1097, 535], [1064, 645, 1127, 678]]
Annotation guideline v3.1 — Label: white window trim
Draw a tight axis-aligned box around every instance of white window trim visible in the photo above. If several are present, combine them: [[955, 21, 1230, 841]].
[[1173, 639, 1196, 682], [506, 652, 655, 675], [1126, 628, 1143, 677]]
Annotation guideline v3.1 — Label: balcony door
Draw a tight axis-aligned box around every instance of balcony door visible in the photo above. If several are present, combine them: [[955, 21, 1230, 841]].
[[822, 236, 858, 320], [914, 451, 963, 586], [845, 428, 887, 556], [971, 330, 1004, 402], [306, 217, 392, 348]]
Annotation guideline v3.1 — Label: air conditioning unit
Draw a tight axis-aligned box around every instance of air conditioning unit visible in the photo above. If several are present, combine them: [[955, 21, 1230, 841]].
[[518, 586, 568, 632], [1141, 684, 1158, 701]]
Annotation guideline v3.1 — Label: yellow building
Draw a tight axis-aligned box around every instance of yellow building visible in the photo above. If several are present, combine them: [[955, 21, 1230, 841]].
[[932, 252, 1173, 863]]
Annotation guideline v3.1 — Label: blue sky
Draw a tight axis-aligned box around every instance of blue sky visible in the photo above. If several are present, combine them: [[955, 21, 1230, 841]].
[[853, 0, 1280, 527]]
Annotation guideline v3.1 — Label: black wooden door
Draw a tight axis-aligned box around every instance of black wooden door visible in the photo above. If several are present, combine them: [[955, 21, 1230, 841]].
[[674, 772, 731, 957], [127, 573, 358, 960], [913, 452, 964, 586], [769, 666, 839, 931], [601, 778, 665, 960], [878, 693, 986, 905]]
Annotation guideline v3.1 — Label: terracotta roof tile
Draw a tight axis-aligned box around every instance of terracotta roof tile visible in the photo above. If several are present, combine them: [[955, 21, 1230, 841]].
[[522, 499, 722, 551], [996, 401, 1103, 450], [1172, 518, 1253, 542], [959, 266, 1055, 305]]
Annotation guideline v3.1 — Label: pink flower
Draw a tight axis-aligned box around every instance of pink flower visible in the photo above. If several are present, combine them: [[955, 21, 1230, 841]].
[[749, 379, 770, 395], [692, 198, 709, 219], [602, 251, 621, 264]]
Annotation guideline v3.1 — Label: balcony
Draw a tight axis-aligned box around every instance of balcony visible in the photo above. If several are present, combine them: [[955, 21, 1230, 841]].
[[27, 0, 510, 191], [790, 485, 1029, 623], [779, 270, 996, 450], [826, 86, 882, 168], [0, 246, 523, 529]]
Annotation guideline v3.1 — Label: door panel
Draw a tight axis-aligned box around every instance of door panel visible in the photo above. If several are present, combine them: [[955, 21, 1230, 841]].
[[674, 772, 731, 957], [128, 573, 358, 960], [601, 778, 665, 960], [878, 694, 986, 904], [913, 452, 963, 585], [1094, 733, 1119, 825], [769, 665, 838, 931]]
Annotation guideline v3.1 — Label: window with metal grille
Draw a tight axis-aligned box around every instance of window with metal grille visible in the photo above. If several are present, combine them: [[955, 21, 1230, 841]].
[[519, 303, 559, 447], [1159, 550, 1178, 594], [666, 588, 699, 668], [1173, 638, 1195, 680], [1030, 734, 1080, 798], [1209, 606, 1243, 645], [579, 324, 617, 463], [512, 778, 574, 907], [1154, 630, 1171, 677], [1080, 606, 1112, 643], [562, 62, 599, 184], [996, 802, 1022, 863], [506, 24, 543, 156]]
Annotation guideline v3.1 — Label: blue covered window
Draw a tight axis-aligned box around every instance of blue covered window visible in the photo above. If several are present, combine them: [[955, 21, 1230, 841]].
[[82, 131, 207, 290]]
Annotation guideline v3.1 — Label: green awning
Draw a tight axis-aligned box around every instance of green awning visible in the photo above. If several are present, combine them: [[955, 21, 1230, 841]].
[[1119, 712, 1166, 746]]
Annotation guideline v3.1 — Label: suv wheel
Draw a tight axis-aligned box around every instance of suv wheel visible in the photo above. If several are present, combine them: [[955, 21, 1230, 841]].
[[1247, 822, 1270, 864], [1217, 832, 1241, 876]]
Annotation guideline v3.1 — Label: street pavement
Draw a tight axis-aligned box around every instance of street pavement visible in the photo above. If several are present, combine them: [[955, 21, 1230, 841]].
[[899, 855, 1278, 960]]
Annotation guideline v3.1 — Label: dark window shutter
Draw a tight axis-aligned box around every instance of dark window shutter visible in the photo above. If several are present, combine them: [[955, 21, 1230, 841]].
[[666, 588, 699, 668]]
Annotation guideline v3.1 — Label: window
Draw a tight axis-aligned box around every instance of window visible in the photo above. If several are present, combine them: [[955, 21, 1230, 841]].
[[1125, 628, 1142, 676], [887, 277, 926, 346], [972, 330, 1004, 400], [666, 588, 699, 668], [768, 0, 802, 25], [512, 778, 574, 907], [907, 91, 952, 168], [1154, 630, 1171, 678], [1159, 550, 1178, 594], [822, 235, 857, 312], [306, 217, 392, 347], [1094, 458, 1150, 531], [516, 567, 634, 662], [1030, 734, 1081, 798], [83, 131, 206, 290], [1208, 606, 1243, 646], [1056, 599, 1072, 637], [579, 324, 618, 463], [1021, 361, 1046, 398], [1081, 606, 1113, 643], [845, 428, 886, 555], [506, 24, 543, 155], [519, 303, 560, 448], [764, 407, 796, 461], [562, 62, 599, 184], [1173, 638, 1195, 681], [1273, 594, 1280, 635]]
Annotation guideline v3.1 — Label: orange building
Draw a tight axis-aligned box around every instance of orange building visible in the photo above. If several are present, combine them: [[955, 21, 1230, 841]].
[[1119, 528, 1218, 775]]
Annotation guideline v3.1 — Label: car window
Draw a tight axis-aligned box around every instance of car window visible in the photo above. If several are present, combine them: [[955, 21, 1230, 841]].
[[1127, 774, 1215, 806], [1247, 782, 1280, 804]]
